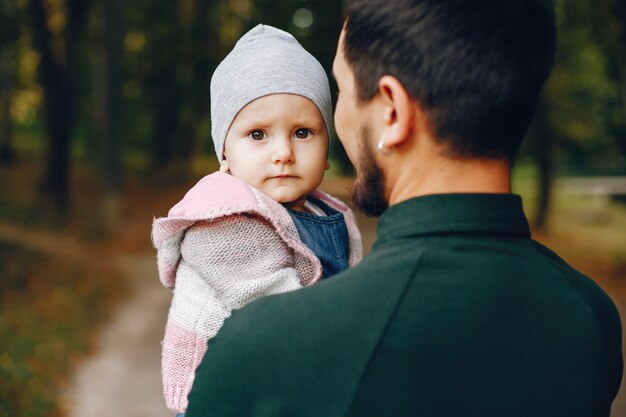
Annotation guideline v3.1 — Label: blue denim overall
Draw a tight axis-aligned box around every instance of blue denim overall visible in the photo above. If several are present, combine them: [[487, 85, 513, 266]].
[[288, 196, 350, 279]]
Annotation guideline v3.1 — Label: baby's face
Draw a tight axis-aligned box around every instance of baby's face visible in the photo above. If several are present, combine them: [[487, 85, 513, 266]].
[[223, 94, 329, 211]]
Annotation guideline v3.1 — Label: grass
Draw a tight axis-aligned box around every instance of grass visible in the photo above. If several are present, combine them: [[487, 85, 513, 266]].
[[0, 241, 123, 417]]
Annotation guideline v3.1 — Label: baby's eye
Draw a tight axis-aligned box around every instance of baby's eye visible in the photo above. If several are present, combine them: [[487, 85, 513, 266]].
[[248, 130, 266, 141], [294, 128, 311, 139]]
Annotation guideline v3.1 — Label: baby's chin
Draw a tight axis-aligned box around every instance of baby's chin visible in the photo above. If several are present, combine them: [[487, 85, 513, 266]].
[[266, 191, 308, 210]]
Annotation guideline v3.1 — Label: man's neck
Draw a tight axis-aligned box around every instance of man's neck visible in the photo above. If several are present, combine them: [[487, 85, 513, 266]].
[[386, 155, 512, 207]]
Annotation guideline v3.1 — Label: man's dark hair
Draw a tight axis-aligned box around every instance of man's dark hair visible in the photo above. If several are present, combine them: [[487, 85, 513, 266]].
[[343, 0, 556, 161]]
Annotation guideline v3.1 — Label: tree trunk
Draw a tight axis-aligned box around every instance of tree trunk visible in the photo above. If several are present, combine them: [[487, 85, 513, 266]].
[[151, 84, 181, 170], [0, 70, 16, 166], [0, 11, 18, 165], [0, 0, 19, 166], [104, 0, 123, 194], [42, 77, 72, 213], [86, 0, 106, 167], [177, 0, 211, 167], [148, 2, 185, 175], [27, 0, 92, 214], [102, 0, 123, 230]]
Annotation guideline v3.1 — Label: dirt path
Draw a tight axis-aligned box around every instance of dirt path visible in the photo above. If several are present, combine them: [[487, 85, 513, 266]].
[[0, 220, 172, 416], [61, 253, 171, 417]]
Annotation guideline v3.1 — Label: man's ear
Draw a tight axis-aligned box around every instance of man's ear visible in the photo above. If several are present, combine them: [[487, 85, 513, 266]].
[[377, 75, 417, 148]]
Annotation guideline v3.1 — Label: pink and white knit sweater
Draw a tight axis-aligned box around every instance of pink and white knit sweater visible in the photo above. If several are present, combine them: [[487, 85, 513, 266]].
[[151, 172, 362, 413]]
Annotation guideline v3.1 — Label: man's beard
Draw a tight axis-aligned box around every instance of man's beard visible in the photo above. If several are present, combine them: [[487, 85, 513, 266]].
[[348, 127, 389, 217]]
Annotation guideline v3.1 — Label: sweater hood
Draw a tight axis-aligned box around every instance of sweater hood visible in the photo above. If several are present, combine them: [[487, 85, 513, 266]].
[[152, 172, 361, 289]]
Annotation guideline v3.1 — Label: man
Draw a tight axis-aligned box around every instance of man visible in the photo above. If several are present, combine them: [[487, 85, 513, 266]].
[[186, 1, 623, 416]]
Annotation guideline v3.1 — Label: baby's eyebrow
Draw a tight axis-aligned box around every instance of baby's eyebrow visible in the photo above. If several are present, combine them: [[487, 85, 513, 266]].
[[235, 117, 271, 126]]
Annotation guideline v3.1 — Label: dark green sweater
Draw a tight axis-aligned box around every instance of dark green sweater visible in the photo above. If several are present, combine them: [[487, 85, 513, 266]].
[[186, 193, 623, 417]]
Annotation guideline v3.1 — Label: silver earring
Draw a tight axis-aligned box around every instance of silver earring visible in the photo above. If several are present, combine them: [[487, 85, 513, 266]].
[[377, 137, 394, 156]]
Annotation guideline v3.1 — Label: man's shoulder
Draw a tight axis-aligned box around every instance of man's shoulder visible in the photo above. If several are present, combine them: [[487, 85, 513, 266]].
[[530, 239, 620, 317], [186, 257, 418, 416], [183, 258, 412, 416], [225, 255, 409, 339], [205, 247, 425, 377]]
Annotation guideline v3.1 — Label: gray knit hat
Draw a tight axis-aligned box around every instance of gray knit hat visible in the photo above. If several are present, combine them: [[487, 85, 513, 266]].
[[210, 24, 334, 161]]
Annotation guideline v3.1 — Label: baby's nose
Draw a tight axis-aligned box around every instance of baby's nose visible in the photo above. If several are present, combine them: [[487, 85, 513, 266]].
[[272, 137, 295, 164]]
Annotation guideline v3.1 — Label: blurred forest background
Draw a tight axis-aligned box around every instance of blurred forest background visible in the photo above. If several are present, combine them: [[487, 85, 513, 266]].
[[1, 0, 626, 416]]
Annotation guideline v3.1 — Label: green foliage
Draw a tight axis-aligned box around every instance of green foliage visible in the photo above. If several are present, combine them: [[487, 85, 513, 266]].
[[8, 0, 351, 177], [5, 0, 626, 205], [530, 0, 626, 174], [0, 242, 124, 417]]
